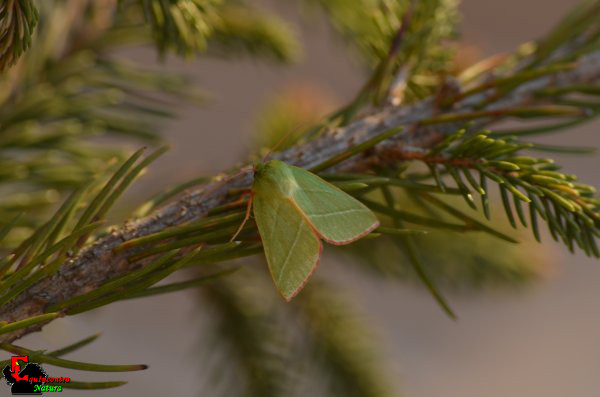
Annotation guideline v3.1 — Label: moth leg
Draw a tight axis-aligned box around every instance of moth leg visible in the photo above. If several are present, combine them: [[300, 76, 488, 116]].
[[230, 191, 254, 242]]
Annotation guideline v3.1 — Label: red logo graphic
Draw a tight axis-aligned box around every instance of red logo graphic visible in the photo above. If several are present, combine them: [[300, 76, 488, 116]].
[[3, 356, 69, 394]]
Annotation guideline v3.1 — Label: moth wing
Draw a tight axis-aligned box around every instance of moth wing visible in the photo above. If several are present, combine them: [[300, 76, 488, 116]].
[[288, 165, 379, 245], [253, 193, 322, 301]]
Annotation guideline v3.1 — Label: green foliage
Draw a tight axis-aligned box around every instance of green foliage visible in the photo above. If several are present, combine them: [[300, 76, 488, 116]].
[[0, 148, 165, 312], [0, 0, 39, 70], [0, 0, 302, 69], [209, 4, 300, 62], [0, 1, 195, 240], [199, 272, 295, 397], [296, 282, 393, 397], [347, 195, 546, 290], [310, 0, 457, 66], [126, 0, 301, 61], [0, 0, 302, 245], [525, 0, 600, 68], [309, 0, 459, 104], [137, 0, 222, 56], [253, 85, 337, 153], [421, 130, 599, 257], [198, 273, 391, 397], [0, 149, 231, 385]]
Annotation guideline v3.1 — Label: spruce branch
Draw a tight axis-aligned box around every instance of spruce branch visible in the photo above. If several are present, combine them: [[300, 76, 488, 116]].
[[197, 274, 391, 397], [128, 0, 301, 61], [135, 0, 222, 56], [0, 0, 298, 239], [0, 0, 198, 236], [0, 45, 598, 343], [0, 0, 599, 350], [198, 273, 295, 397], [207, 3, 300, 63], [295, 282, 393, 397]]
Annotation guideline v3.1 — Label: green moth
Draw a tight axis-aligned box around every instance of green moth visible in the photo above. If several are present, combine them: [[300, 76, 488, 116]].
[[242, 160, 379, 301]]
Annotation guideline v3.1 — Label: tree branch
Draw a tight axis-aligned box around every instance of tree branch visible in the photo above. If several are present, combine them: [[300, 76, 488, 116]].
[[1, 49, 599, 342]]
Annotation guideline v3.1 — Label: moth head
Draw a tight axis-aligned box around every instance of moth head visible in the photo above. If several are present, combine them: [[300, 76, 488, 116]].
[[254, 161, 265, 176]]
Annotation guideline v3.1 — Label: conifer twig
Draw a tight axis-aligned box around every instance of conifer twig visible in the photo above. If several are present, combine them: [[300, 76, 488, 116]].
[[0, 46, 599, 343]]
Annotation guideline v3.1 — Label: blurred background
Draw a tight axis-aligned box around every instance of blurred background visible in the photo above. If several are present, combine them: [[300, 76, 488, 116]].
[[11, 0, 600, 396]]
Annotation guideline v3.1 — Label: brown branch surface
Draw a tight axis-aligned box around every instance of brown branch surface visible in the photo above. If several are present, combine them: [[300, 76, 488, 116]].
[[1, 50, 600, 342]]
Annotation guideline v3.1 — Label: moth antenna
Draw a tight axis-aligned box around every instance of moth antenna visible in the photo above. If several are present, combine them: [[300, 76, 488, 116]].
[[262, 123, 306, 162], [262, 134, 286, 163], [230, 192, 254, 242]]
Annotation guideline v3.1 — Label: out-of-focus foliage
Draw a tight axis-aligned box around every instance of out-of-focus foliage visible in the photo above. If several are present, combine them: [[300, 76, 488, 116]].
[[307, 0, 456, 63], [254, 84, 337, 152], [0, 0, 301, 246], [297, 282, 393, 397], [307, 0, 460, 103], [0, 0, 194, 243], [0, 0, 302, 69], [347, 194, 550, 290], [208, 3, 300, 62], [199, 270, 298, 397], [198, 271, 392, 397], [137, 0, 221, 56], [123, 0, 301, 61]]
